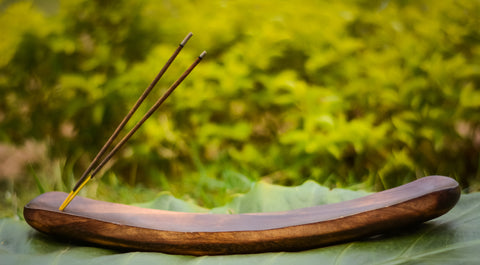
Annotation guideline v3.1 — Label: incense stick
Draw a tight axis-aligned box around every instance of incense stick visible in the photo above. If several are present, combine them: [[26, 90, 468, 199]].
[[59, 41, 206, 211], [88, 51, 207, 182], [72, 33, 193, 193]]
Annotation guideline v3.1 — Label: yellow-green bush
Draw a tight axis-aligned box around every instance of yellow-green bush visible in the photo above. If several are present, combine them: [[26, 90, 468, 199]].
[[1, 0, 479, 201]]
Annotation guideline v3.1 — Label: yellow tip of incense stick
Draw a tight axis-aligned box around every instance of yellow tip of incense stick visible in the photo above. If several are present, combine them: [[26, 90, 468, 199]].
[[58, 191, 74, 211], [59, 175, 92, 211]]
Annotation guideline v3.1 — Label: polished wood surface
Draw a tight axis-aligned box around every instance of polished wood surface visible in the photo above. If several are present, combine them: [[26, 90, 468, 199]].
[[24, 175, 460, 255]]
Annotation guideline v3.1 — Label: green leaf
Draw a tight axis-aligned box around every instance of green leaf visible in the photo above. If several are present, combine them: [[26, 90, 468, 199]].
[[133, 192, 209, 213], [1, 181, 479, 264]]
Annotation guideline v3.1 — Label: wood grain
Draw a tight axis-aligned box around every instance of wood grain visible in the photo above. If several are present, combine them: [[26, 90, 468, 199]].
[[23, 175, 460, 255]]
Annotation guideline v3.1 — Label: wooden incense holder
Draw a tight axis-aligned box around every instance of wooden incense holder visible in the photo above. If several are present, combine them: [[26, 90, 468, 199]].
[[24, 175, 460, 256]]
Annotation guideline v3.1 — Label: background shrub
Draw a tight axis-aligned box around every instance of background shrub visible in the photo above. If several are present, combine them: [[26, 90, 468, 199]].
[[1, 0, 479, 209]]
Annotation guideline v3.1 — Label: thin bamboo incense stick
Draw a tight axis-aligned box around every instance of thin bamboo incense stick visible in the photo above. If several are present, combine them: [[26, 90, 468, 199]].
[[88, 51, 207, 182], [59, 50, 206, 211], [72, 33, 193, 193]]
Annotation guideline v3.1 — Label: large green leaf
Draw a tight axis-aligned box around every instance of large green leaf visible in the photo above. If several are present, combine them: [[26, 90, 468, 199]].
[[1, 181, 479, 265]]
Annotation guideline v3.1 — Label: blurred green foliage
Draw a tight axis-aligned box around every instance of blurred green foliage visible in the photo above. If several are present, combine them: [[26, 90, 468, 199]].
[[1, 0, 479, 207]]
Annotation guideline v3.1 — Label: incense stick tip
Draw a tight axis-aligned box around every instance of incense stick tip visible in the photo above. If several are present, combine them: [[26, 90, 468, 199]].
[[180, 32, 194, 47], [199, 51, 207, 59]]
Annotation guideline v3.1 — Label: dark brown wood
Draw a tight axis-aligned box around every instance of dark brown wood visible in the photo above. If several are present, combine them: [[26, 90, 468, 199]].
[[24, 175, 460, 256]]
